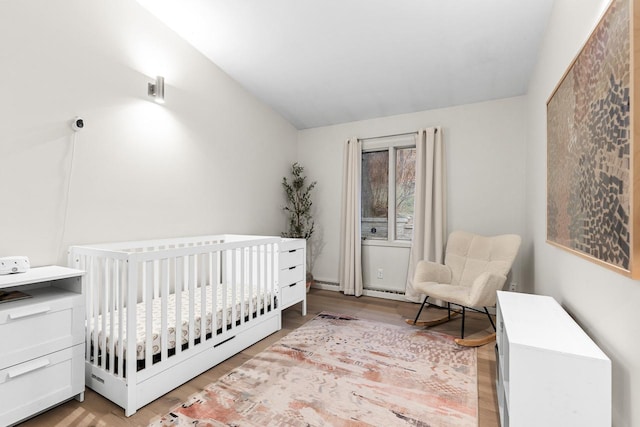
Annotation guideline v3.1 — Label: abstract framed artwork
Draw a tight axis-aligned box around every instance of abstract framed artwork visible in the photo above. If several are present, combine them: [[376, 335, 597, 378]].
[[547, 0, 640, 278]]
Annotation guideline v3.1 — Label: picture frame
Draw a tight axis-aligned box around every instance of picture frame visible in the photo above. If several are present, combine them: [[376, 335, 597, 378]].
[[546, 0, 640, 278]]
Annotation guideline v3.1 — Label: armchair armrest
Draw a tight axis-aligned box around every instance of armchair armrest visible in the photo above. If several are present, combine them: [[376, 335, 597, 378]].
[[468, 272, 507, 307], [414, 260, 452, 285]]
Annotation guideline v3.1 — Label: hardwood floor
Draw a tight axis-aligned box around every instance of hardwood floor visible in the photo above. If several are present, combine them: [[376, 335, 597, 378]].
[[19, 289, 499, 427]]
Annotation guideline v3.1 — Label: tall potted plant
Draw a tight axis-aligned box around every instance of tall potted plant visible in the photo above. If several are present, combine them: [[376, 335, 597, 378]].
[[282, 162, 317, 291]]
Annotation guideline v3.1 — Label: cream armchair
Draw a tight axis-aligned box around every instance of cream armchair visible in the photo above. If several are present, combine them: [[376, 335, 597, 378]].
[[408, 230, 521, 346]]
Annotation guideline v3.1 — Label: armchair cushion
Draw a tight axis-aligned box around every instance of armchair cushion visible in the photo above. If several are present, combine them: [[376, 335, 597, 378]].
[[445, 231, 521, 288], [413, 282, 470, 306], [468, 272, 507, 307], [414, 260, 452, 285]]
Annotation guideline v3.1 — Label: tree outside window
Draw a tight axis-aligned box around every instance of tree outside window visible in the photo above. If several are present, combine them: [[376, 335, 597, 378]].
[[395, 147, 416, 240], [362, 151, 389, 239]]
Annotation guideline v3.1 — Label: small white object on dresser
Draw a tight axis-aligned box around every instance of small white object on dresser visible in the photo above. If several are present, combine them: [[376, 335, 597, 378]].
[[279, 238, 307, 316], [495, 290, 611, 427], [0, 266, 85, 426]]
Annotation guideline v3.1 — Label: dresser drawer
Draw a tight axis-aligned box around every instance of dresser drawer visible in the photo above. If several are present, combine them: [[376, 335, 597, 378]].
[[280, 264, 304, 287], [0, 288, 84, 370], [280, 281, 306, 309], [0, 344, 84, 426], [279, 239, 305, 253], [280, 247, 304, 269]]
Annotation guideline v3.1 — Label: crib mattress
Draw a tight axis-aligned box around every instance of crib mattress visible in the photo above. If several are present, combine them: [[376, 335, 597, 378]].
[[90, 284, 275, 360]]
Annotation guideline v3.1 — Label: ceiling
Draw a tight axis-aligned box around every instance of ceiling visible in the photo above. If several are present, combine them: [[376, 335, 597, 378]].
[[137, 0, 555, 130]]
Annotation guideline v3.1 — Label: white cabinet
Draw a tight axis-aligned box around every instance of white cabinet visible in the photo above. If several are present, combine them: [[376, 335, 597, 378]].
[[0, 266, 85, 426], [279, 239, 307, 316], [496, 291, 611, 427]]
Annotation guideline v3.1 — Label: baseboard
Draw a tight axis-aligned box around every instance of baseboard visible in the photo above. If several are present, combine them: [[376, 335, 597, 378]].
[[312, 281, 339, 291], [312, 280, 498, 313], [362, 288, 408, 302], [312, 281, 409, 302]]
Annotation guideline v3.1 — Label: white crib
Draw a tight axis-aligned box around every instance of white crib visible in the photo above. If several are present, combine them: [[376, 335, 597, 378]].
[[69, 234, 281, 416]]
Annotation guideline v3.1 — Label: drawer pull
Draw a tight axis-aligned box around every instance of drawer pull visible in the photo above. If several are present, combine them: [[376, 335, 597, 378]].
[[91, 373, 105, 384], [288, 266, 296, 270], [8, 306, 51, 320], [8, 358, 50, 378], [289, 283, 298, 287], [214, 335, 236, 348], [288, 249, 297, 253]]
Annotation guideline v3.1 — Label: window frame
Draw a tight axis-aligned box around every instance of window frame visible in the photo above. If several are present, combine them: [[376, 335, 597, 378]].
[[361, 134, 416, 248]]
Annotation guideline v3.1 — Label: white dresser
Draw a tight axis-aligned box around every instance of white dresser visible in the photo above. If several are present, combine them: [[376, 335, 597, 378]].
[[278, 238, 307, 316], [0, 266, 85, 426], [495, 291, 611, 427]]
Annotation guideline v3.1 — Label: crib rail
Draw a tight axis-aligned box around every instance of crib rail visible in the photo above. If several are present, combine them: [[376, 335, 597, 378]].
[[69, 235, 279, 382], [71, 234, 227, 252]]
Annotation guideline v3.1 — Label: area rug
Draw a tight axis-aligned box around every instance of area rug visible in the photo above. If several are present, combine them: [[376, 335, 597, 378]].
[[149, 312, 478, 426]]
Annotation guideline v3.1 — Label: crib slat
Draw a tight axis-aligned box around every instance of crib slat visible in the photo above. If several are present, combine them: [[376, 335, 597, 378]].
[[199, 253, 207, 343], [175, 257, 182, 356], [266, 244, 271, 311], [221, 251, 228, 331], [231, 249, 237, 330], [263, 244, 268, 314], [270, 242, 276, 311], [126, 257, 138, 386], [248, 246, 254, 322], [99, 259, 108, 371], [239, 248, 245, 325], [91, 258, 100, 369], [188, 255, 196, 348], [160, 258, 169, 362], [211, 251, 219, 333], [154, 258, 160, 299], [107, 258, 116, 374], [270, 243, 275, 311], [256, 246, 262, 320], [262, 244, 266, 314], [145, 261, 154, 370], [117, 260, 125, 378], [268, 243, 273, 311]]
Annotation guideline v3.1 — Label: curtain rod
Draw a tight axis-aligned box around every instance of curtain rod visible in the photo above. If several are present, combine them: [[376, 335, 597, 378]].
[[359, 129, 436, 142]]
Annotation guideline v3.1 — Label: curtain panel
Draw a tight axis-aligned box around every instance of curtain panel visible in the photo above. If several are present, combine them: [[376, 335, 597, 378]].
[[339, 137, 363, 296], [405, 127, 447, 302]]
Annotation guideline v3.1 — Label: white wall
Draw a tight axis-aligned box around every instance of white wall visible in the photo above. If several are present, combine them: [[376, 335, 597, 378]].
[[525, 1, 639, 425], [298, 96, 527, 288], [0, 0, 298, 266]]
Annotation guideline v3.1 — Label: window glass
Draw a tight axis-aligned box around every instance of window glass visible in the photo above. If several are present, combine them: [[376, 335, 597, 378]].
[[361, 150, 389, 240], [395, 147, 416, 240]]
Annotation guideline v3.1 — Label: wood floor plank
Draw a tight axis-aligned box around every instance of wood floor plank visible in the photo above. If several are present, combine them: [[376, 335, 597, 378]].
[[18, 289, 499, 427]]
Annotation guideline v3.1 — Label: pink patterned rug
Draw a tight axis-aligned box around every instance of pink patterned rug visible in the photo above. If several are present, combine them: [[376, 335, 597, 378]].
[[150, 312, 478, 426]]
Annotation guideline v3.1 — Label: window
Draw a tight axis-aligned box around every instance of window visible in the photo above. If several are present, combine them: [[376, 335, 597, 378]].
[[361, 135, 416, 242], [362, 151, 389, 239]]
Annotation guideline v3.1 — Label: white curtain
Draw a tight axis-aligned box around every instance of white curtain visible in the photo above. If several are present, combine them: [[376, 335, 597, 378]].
[[339, 137, 363, 296], [405, 127, 447, 302]]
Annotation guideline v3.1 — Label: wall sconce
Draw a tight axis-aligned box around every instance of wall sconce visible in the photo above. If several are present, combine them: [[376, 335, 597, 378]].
[[148, 76, 165, 104]]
